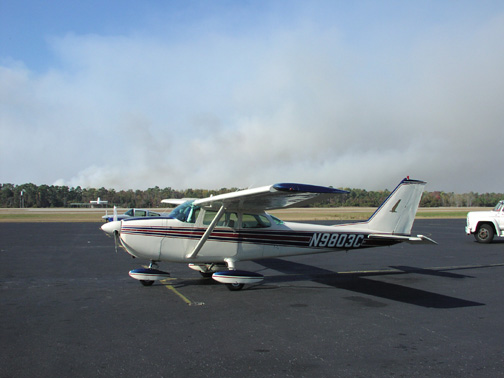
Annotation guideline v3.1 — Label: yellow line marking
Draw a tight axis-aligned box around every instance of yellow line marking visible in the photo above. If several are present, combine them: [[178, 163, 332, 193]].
[[139, 266, 203, 306], [160, 279, 204, 306]]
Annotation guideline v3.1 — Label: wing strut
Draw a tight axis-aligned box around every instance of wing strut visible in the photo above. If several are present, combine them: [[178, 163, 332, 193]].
[[186, 205, 226, 259]]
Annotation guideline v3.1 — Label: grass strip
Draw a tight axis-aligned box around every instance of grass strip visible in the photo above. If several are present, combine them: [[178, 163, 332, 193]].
[[0, 207, 472, 222]]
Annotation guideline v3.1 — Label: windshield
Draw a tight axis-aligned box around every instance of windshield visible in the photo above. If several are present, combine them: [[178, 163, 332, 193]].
[[168, 201, 200, 223], [494, 201, 504, 212], [270, 214, 284, 225]]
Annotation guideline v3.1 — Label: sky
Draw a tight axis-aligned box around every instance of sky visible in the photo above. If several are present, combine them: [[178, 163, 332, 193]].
[[1, 0, 503, 193]]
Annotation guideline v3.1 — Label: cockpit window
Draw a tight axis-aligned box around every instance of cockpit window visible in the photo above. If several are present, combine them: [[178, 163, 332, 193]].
[[168, 201, 200, 223], [125, 209, 134, 216], [242, 214, 271, 228], [135, 210, 146, 217], [203, 210, 238, 227]]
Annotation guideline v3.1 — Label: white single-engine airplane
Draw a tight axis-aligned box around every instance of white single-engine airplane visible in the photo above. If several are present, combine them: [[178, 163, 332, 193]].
[[101, 178, 436, 291], [90, 197, 108, 205]]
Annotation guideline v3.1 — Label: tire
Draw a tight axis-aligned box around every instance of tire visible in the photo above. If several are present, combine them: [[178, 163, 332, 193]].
[[199, 271, 213, 278], [226, 283, 244, 291], [475, 224, 494, 243], [140, 280, 155, 286]]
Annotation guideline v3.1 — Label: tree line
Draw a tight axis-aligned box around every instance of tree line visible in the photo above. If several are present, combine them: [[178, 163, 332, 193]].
[[1, 183, 502, 209]]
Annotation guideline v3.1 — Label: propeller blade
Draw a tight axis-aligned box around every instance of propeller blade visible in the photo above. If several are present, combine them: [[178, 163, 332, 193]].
[[113, 206, 118, 222], [114, 231, 120, 253]]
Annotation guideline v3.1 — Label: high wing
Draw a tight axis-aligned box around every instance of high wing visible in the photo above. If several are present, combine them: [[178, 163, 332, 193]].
[[161, 198, 193, 206], [188, 183, 348, 211]]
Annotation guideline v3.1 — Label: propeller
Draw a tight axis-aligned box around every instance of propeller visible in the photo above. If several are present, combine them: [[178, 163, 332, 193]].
[[100, 207, 122, 253], [113, 230, 120, 253], [112, 206, 120, 252]]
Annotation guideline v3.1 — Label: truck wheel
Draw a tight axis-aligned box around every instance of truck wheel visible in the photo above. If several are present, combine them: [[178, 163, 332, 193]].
[[475, 224, 494, 243]]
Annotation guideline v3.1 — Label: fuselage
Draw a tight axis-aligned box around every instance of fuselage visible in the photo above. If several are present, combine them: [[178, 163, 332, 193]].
[[115, 204, 398, 264]]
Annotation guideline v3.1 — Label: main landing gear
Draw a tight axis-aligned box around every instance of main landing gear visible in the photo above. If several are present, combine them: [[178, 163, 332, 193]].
[[128, 260, 265, 291], [128, 261, 171, 286], [212, 270, 264, 291], [188, 261, 264, 291]]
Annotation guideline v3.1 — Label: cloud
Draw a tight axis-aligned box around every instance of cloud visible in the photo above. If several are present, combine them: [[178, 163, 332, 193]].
[[1, 9, 504, 193]]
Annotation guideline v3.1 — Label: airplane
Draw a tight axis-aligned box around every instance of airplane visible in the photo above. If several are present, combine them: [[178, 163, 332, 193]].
[[102, 208, 167, 222], [101, 177, 436, 291], [90, 197, 108, 206]]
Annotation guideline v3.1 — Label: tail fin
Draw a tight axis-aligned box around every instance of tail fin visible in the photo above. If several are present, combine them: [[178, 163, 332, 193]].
[[362, 178, 426, 235]]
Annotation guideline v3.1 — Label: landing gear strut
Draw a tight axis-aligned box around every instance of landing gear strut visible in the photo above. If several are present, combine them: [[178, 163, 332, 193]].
[[139, 261, 158, 285]]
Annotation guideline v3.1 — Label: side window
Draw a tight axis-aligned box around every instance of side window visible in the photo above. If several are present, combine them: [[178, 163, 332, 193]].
[[203, 210, 217, 225], [135, 210, 146, 217], [242, 214, 271, 228], [203, 210, 238, 227], [224, 212, 239, 228]]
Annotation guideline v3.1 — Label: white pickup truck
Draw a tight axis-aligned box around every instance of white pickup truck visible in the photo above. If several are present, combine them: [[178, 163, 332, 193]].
[[466, 200, 504, 243]]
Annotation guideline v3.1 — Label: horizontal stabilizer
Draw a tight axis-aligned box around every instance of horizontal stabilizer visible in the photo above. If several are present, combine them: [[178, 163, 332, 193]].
[[368, 234, 437, 245]]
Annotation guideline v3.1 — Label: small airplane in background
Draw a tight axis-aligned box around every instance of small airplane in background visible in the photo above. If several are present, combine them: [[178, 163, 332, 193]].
[[102, 208, 168, 222], [90, 197, 108, 206], [101, 178, 436, 291]]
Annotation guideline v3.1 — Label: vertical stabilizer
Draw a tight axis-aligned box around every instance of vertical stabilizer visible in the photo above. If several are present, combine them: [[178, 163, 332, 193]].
[[363, 178, 426, 235]]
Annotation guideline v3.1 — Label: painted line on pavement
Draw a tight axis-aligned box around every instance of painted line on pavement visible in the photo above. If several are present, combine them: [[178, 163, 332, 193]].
[[160, 278, 204, 306]]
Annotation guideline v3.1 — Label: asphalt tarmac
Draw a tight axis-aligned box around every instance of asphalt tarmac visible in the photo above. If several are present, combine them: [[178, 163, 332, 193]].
[[1, 220, 503, 377]]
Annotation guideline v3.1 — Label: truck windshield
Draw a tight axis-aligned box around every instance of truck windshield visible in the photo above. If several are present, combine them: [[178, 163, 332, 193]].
[[494, 201, 504, 212]]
